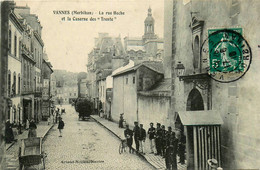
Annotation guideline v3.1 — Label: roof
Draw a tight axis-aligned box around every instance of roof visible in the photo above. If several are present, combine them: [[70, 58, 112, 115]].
[[97, 69, 112, 80], [127, 46, 145, 52], [112, 61, 164, 77], [138, 78, 171, 97], [178, 111, 224, 126]]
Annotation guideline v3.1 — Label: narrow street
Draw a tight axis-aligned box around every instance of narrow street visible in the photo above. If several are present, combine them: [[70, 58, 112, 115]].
[[43, 105, 155, 170]]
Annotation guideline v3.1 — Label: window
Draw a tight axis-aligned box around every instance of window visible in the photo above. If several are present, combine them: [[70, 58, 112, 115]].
[[8, 71, 11, 97], [14, 35, 17, 57], [193, 35, 200, 69], [13, 72, 16, 96], [74, 93, 76, 96], [8, 29, 11, 53], [18, 74, 21, 94], [126, 77, 128, 84], [133, 76, 135, 84], [18, 40, 21, 59]]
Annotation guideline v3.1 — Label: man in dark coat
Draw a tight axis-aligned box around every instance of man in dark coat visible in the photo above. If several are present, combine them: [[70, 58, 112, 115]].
[[138, 124, 146, 154], [165, 127, 178, 170], [124, 124, 133, 153], [28, 119, 37, 138], [178, 132, 186, 164], [119, 113, 124, 128], [58, 117, 64, 137], [147, 122, 156, 153], [133, 121, 140, 152], [155, 123, 162, 155], [161, 125, 167, 157], [5, 120, 14, 143]]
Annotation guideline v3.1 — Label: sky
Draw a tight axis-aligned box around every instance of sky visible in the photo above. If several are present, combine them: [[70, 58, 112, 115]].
[[15, 0, 164, 73]]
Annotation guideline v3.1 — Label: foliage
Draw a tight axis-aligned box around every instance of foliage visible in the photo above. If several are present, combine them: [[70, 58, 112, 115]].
[[77, 72, 87, 81]]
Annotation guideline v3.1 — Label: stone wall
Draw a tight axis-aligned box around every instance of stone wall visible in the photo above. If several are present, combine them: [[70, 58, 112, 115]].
[[137, 95, 171, 131], [111, 72, 137, 125]]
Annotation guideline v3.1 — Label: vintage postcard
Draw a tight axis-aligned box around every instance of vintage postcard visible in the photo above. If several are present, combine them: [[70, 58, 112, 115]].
[[0, 0, 259, 169]]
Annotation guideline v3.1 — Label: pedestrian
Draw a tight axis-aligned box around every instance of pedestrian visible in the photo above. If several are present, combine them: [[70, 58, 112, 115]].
[[5, 120, 14, 143], [139, 124, 146, 154], [119, 113, 124, 128], [207, 159, 218, 170], [178, 132, 186, 164], [58, 117, 65, 137], [165, 128, 178, 170], [147, 122, 156, 154], [124, 124, 133, 153], [155, 123, 162, 156], [26, 119, 30, 130], [55, 109, 59, 123], [47, 117, 50, 125], [161, 125, 167, 157], [133, 121, 140, 152], [28, 119, 37, 138]]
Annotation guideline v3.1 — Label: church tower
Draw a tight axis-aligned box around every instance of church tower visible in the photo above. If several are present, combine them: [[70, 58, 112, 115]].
[[143, 7, 157, 41]]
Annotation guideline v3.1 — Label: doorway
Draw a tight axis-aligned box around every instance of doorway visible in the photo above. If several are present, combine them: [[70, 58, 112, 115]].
[[186, 88, 204, 169]]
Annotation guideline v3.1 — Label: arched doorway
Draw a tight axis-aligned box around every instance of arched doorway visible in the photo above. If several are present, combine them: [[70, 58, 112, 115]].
[[186, 89, 204, 169], [187, 88, 204, 111]]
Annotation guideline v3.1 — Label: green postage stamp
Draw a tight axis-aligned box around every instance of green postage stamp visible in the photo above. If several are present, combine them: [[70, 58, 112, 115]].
[[202, 28, 252, 83]]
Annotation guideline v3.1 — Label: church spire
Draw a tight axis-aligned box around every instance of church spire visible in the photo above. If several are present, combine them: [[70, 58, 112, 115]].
[[143, 7, 156, 40]]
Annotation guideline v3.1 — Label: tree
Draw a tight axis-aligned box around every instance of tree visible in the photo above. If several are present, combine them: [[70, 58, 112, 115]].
[[77, 72, 87, 81]]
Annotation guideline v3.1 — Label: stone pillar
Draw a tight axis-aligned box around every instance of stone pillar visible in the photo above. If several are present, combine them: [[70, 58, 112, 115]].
[[170, 0, 177, 127]]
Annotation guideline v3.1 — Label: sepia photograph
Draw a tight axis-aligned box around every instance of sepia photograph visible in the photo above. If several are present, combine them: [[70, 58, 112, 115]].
[[0, 0, 259, 169]]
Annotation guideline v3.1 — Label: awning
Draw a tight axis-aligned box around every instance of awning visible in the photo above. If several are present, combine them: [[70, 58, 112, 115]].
[[178, 110, 223, 126]]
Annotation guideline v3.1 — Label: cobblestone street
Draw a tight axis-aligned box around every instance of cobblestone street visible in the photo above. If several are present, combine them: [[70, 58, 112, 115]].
[[43, 105, 155, 170]]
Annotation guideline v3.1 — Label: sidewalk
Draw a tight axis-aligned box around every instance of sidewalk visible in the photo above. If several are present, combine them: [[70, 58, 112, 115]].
[[6, 121, 54, 151], [91, 115, 187, 170], [5, 121, 54, 170]]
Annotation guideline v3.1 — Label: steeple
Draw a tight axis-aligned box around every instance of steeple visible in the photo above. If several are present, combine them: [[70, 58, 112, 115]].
[[143, 7, 156, 40]]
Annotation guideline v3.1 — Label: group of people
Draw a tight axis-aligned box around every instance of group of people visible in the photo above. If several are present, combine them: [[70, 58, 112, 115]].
[[124, 121, 186, 170]]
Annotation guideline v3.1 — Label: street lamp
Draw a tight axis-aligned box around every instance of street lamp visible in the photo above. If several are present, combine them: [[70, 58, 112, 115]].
[[175, 61, 185, 77]]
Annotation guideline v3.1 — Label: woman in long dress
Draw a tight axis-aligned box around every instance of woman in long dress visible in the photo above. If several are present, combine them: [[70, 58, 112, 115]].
[[28, 119, 37, 138]]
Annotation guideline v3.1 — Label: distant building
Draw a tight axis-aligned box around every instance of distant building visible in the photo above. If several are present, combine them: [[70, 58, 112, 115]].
[[87, 33, 127, 113], [78, 78, 88, 98], [53, 70, 78, 105], [42, 58, 53, 120], [124, 7, 164, 64]]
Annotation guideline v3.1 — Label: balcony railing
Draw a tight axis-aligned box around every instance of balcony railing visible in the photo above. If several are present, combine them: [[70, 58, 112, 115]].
[[21, 44, 35, 63]]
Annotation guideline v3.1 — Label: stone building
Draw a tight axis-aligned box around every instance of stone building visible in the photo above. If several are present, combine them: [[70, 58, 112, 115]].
[[124, 7, 164, 64], [164, 0, 260, 169], [111, 61, 164, 127], [78, 78, 88, 98], [7, 9, 23, 124], [0, 1, 13, 169], [42, 58, 53, 120], [19, 11, 35, 124], [96, 69, 112, 116], [87, 33, 127, 112], [15, 5, 44, 122]]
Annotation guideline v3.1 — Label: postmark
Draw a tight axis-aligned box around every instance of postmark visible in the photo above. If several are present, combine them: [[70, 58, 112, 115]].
[[201, 28, 252, 83]]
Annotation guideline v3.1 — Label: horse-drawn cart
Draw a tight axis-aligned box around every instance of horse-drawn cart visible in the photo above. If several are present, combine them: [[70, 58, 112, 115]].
[[19, 137, 47, 170]]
